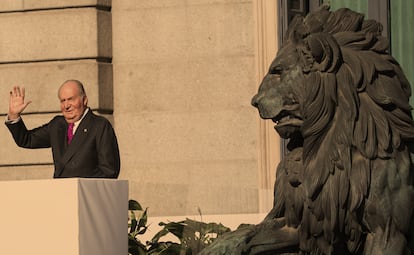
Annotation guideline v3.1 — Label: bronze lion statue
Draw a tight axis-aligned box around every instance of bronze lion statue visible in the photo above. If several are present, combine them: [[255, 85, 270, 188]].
[[199, 5, 414, 255]]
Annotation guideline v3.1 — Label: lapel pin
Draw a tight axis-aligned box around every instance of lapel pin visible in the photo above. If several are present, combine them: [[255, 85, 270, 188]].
[[84, 128, 88, 133]]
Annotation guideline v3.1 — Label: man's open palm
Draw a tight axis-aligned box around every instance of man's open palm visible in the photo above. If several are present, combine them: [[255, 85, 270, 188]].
[[9, 86, 31, 119]]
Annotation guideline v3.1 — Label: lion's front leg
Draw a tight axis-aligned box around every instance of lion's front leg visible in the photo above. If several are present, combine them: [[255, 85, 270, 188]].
[[197, 225, 256, 255], [198, 217, 299, 255]]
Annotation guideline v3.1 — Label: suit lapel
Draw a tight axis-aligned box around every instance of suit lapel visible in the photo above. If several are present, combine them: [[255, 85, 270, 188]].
[[60, 110, 93, 167], [54, 120, 69, 177]]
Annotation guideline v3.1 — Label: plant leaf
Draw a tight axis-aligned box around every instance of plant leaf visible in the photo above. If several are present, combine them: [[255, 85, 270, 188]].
[[129, 200, 143, 210]]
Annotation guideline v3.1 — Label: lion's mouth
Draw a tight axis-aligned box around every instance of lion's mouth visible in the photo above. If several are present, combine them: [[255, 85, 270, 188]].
[[271, 105, 303, 139], [274, 115, 303, 127], [272, 104, 303, 126]]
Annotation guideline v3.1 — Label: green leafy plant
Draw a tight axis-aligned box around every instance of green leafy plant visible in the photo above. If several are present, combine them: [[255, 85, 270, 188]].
[[147, 217, 231, 254], [128, 200, 149, 255], [128, 200, 231, 255]]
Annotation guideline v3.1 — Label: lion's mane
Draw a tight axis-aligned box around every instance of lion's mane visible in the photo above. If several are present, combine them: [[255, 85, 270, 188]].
[[278, 5, 414, 254]]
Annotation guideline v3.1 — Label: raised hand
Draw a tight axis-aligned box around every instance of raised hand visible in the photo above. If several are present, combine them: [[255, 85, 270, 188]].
[[8, 86, 32, 120]]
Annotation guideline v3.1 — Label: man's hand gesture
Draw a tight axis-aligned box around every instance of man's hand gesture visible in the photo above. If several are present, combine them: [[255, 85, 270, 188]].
[[8, 86, 31, 120]]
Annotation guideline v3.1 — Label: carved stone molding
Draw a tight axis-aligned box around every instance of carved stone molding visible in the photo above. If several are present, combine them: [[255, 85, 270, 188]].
[[253, 0, 281, 212]]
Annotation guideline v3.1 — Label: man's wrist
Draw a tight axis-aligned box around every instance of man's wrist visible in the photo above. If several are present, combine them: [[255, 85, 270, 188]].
[[5, 114, 21, 124]]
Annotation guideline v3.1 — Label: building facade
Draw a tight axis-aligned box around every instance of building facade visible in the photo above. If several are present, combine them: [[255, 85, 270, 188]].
[[0, 0, 412, 232]]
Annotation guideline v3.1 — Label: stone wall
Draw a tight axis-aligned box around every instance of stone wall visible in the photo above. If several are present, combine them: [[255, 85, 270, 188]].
[[0, 0, 277, 220]]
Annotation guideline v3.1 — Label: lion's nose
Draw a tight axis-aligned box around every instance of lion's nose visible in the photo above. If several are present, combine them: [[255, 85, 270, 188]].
[[251, 94, 260, 108]]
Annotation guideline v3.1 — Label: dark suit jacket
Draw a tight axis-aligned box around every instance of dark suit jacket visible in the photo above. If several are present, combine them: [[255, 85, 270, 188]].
[[6, 109, 120, 178]]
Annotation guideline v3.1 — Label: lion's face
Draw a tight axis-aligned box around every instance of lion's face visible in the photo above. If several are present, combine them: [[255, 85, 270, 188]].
[[252, 42, 305, 140]]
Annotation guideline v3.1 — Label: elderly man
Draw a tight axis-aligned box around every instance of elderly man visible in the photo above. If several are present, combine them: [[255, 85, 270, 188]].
[[5, 80, 120, 178]]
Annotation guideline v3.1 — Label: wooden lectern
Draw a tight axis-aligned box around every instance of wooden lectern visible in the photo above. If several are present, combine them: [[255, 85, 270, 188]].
[[0, 178, 128, 255]]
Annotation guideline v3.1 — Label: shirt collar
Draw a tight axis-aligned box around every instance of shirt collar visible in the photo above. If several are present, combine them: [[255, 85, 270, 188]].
[[73, 107, 89, 128]]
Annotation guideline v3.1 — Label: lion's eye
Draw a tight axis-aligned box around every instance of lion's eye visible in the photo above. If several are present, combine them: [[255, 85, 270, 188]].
[[269, 66, 283, 75]]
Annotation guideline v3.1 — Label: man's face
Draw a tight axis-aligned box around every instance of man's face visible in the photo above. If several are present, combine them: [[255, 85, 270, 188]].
[[58, 82, 88, 123]]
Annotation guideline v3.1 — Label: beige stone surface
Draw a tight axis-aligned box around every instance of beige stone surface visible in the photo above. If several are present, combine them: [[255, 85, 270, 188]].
[[124, 159, 259, 216], [112, 1, 261, 216], [0, 60, 113, 114], [0, 0, 111, 12], [112, 0, 249, 10], [0, 165, 53, 180], [112, 2, 253, 63], [0, 8, 111, 63], [116, 110, 256, 164], [113, 57, 255, 114], [116, 108, 259, 216]]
